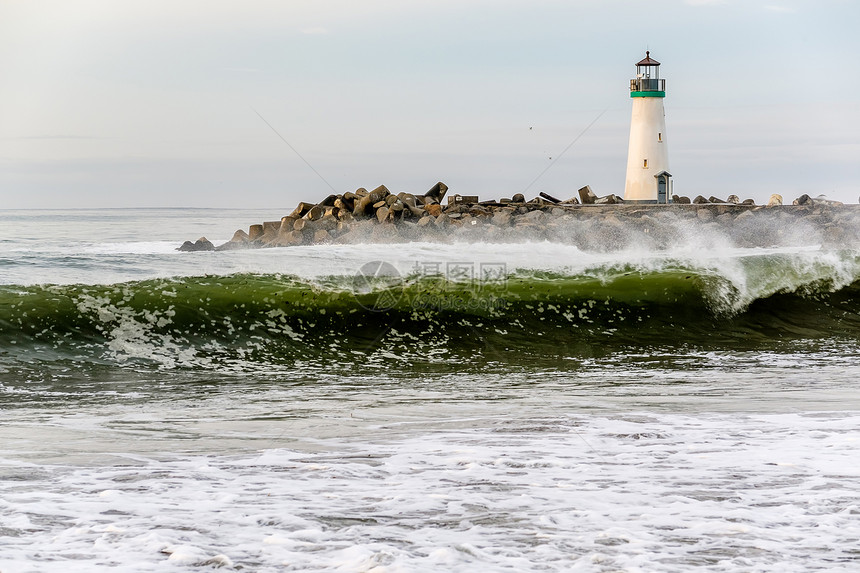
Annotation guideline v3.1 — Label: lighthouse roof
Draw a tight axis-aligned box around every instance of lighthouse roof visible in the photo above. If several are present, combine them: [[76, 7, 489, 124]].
[[636, 51, 660, 66]]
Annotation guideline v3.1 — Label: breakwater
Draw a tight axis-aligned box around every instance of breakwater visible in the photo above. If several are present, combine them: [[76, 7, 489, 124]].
[[179, 183, 860, 252]]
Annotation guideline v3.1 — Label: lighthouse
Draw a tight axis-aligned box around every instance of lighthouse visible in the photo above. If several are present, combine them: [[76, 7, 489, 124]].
[[624, 51, 672, 203]]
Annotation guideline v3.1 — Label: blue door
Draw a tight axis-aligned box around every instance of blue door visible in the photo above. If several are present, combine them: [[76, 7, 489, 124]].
[[657, 177, 667, 204]]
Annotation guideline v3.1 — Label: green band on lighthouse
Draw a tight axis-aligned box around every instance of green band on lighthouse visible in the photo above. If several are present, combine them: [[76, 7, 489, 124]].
[[631, 91, 665, 98]]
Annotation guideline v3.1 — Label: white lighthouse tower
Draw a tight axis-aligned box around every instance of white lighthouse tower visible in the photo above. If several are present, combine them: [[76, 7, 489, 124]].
[[624, 51, 672, 203]]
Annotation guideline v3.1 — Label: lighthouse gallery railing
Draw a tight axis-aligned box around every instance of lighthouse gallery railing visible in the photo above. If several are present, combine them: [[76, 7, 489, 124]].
[[630, 78, 665, 92]]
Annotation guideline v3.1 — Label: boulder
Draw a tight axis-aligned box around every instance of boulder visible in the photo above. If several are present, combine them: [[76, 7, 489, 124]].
[[218, 229, 251, 251], [692, 195, 708, 204], [726, 195, 740, 204], [424, 182, 449, 204], [317, 195, 338, 207], [284, 230, 306, 246], [578, 185, 597, 205], [389, 200, 404, 212], [511, 193, 526, 203], [447, 194, 479, 206], [334, 196, 355, 212], [370, 223, 400, 242], [260, 221, 281, 243], [279, 216, 298, 232], [215, 240, 248, 251], [696, 209, 715, 222], [433, 213, 450, 227], [519, 210, 546, 224], [400, 194, 425, 217], [353, 185, 390, 216], [709, 196, 726, 204], [734, 209, 756, 223], [767, 194, 783, 207], [316, 215, 338, 231], [425, 203, 443, 217], [312, 229, 331, 244], [275, 217, 298, 239], [178, 237, 215, 252], [814, 195, 844, 206], [288, 202, 315, 219], [793, 194, 812, 206], [492, 210, 513, 226], [248, 224, 264, 241], [268, 226, 304, 247], [715, 212, 735, 225], [595, 194, 621, 205]]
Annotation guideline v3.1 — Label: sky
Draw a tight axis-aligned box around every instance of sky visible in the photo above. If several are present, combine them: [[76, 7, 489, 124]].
[[1, 0, 859, 209]]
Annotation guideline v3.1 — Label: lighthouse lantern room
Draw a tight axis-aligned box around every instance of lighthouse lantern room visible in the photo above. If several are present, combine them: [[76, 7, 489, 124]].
[[624, 51, 671, 203]]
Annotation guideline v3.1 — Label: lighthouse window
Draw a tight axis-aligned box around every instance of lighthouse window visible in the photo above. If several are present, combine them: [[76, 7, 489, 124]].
[[658, 132, 662, 142], [643, 159, 648, 168]]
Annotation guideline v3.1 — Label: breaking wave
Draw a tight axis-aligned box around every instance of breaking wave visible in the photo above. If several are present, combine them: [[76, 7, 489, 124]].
[[2, 246, 860, 373]]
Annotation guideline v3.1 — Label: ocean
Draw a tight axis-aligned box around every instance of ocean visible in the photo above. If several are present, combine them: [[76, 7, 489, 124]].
[[1, 208, 858, 572]]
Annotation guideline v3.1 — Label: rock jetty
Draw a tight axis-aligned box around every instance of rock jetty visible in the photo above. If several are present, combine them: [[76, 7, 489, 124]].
[[179, 184, 860, 252]]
